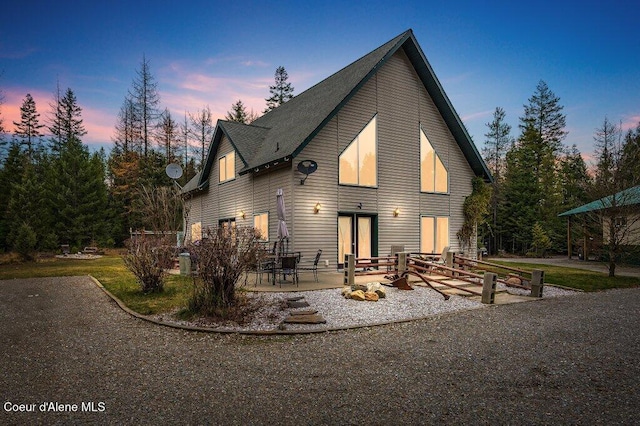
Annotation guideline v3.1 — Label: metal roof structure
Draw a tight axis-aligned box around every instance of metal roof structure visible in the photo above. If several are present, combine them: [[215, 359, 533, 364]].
[[558, 185, 640, 217], [184, 29, 492, 194]]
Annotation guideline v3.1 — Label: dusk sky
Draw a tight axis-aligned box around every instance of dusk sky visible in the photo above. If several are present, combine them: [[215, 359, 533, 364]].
[[2, 0, 638, 162]]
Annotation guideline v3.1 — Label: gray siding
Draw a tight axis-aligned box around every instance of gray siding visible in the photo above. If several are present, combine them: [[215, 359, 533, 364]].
[[187, 48, 479, 261], [295, 48, 477, 261]]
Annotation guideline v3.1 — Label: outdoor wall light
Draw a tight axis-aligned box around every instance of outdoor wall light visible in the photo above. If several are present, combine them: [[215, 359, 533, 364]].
[[393, 207, 401, 217], [314, 203, 321, 214], [240, 211, 246, 219]]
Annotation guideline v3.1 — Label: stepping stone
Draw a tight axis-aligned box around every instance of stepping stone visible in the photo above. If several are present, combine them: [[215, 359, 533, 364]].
[[287, 300, 310, 308], [288, 309, 318, 316], [284, 314, 326, 324], [286, 296, 305, 302]]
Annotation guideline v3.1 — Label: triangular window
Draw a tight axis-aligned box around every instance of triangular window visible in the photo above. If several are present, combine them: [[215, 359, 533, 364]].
[[339, 116, 377, 187], [420, 126, 448, 193]]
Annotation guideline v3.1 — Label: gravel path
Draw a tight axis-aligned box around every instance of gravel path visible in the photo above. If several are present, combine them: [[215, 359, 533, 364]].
[[1, 276, 639, 425]]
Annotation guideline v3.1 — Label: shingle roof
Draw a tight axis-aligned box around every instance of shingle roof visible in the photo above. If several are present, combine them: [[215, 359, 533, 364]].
[[558, 186, 640, 217], [185, 29, 492, 193]]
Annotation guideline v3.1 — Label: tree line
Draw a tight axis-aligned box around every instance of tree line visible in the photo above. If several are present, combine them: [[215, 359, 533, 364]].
[[481, 80, 640, 260], [0, 60, 295, 254]]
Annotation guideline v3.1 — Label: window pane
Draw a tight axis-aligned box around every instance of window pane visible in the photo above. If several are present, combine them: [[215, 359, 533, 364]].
[[436, 217, 449, 253], [219, 157, 226, 182], [420, 217, 434, 253], [227, 152, 235, 180], [339, 140, 358, 184], [421, 129, 435, 192], [358, 117, 377, 186], [338, 216, 352, 264], [254, 213, 268, 241], [357, 217, 371, 258], [435, 156, 448, 193]]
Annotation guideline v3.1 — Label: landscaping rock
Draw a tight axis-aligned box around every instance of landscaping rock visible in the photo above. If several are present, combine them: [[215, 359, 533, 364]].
[[284, 314, 326, 324], [364, 291, 379, 302], [287, 300, 310, 308], [506, 277, 522, 286], [288, 309, 318, 316], [350, 290, 366, 301], [352, 284, 368, 292], [342, 286, 352, 297]]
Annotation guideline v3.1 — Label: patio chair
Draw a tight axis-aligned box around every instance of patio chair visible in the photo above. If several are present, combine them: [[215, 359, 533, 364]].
[[298, 249, 322, 282], [279, 255, 299, 287]]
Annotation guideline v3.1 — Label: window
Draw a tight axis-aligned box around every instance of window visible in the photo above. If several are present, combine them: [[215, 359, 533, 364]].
[[191, 221, 202, 242], [420, 127, 448, 193], [254, 213, 269, 241], [420, 216, 449, 254], [219, 151, 235, 183], [339, 116, 377, 186]]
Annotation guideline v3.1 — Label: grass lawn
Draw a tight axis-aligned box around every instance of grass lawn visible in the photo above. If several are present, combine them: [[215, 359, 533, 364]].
[[489, 260, 639, 292], [0, 255, 193, 315], [0, 255, 637, 316]]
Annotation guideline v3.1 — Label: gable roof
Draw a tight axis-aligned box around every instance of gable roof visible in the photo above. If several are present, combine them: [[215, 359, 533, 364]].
[[558, 186, 640, 217], [186, 29, 492, 193]]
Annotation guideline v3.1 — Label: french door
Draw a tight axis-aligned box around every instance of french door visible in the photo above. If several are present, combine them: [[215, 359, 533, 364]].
[[338, 214, 377, 267]]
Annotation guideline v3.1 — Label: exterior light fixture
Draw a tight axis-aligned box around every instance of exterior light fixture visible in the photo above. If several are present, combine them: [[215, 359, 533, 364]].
[[240, 211, 246, 219], [314, 203, 321, 214], [393, 207, 400, 217]]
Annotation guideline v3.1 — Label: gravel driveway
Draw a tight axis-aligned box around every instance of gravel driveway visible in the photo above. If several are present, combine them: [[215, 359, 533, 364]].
[[1, 276, 639, 425]]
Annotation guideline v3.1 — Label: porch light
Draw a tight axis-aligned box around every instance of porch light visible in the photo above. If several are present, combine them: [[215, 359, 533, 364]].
[[393, 207, 400, 217], [240, 211, 246, 219], [314, 203, 321, 214]]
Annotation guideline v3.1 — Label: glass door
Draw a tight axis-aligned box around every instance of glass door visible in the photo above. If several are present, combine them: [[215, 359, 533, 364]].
[[338, 214, 376, 267]]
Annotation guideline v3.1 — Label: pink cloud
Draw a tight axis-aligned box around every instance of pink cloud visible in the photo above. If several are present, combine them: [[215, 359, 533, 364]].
[[621, 114, 640, 132]]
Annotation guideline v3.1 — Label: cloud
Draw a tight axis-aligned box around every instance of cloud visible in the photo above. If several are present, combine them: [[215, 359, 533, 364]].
[[461, 109, 493, 123], [621, 113, 640, 132], [0, 46, 38, 59]]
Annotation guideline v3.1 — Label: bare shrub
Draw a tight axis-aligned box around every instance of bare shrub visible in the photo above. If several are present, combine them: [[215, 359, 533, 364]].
[[123, 234, 174, 293], [187, 226, 264, 317]]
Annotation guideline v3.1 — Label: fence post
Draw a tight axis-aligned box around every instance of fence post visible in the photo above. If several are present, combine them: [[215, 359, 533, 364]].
[[344, 253, 355, 287], [397, 252, 407, 276], [531, 269, 544, 298], [446, 251, 454, 268], [482, 272, 497, 304]]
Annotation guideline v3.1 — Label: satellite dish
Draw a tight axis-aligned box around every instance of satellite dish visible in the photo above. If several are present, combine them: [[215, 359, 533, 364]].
[[165, 163, 183, 180], [297, 160, 318, 185]]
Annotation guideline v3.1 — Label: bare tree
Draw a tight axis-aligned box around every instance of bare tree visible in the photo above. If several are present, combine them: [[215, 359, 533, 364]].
[[128, 55, 160, 158], [589, 117, 640, 276], [189, 106, 214, 169], [156, 108, 178, 161]]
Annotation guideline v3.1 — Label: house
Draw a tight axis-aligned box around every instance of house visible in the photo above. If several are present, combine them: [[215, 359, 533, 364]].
[[559, 185, 640, 262], [182, 29, 492, 268]]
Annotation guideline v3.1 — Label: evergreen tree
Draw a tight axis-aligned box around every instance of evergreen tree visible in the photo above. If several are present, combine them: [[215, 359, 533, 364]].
[[48, 87, 87, 155], [558, 144, 590, 211], [128, 55, 160, 158], [0, 78, 6, 158], [620, 122, 640, 187], [6, 161, 48, 250], [482, 107, 513, 254], [13, 93, 45, 159], [520, 80, 567, 155], [264, 66, 294, 113], [49, 140, 109, 248], [500, 124, 543, 254], [225, 100, 249, 123], [0, 142, 26, 250]]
